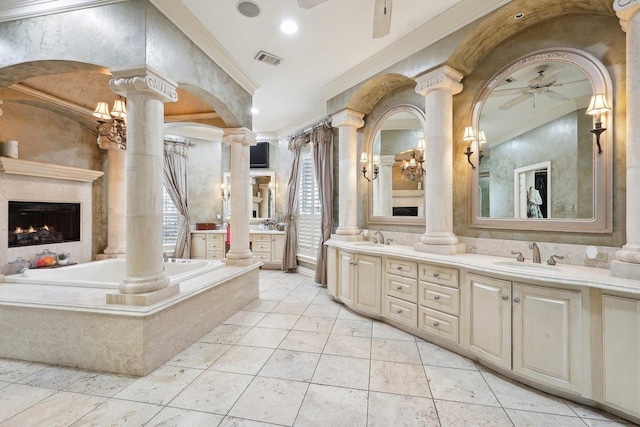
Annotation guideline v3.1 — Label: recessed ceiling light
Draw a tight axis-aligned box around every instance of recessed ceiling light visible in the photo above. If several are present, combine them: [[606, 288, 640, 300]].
[[251, 107, 259, 114], [280, 20, 298, 34], [236, 1, 261, 18], [514, 12, 525, 20]]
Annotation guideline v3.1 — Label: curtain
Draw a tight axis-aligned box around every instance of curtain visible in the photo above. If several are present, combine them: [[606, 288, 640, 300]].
[[163, 140, 191, 259], [282, 134, 307, 271], [312, 124, 333, 285]]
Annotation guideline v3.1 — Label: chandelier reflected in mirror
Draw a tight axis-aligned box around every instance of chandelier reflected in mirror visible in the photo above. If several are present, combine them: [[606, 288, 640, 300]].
[[93, 97, 127, 149], [400, 137, 425, 181]]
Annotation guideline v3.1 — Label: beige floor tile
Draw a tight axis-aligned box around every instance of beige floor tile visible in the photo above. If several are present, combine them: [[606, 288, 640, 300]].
[[235, 327, 289, 348], [169, 370, 253, 414], [371, 321, 416, 341], [290, 285, 321, 296], [0, 384, 55, 423], [293, 315, 336, 333], [481, 370, 574, 415], [311, 354, 370, 390], [294, 384, 368, 427], [416, 339, 477, 370], [424, 366, 498, 406], [200, 324, 252, 345], [1, 391, 104, 427], [64, 371, 137, 397], [506, 408, 586, 427], [435, 399, 514, 427], [566, 400, 631, 423], [166, 342, 231, 369], [271, 301, 309, 315], [0, 382, 8, 390], [18, 365, 90, 390], [114, 365, 202, 405], [331, 319, 373, 337], [228, 377, 309, 425], [243, 299, 279, 313], [256, 313, 301, 329], [323, 334, 372, 359], [371, 338, 422, 364], [337, 307, 372, 321], [283, 294, 316, 304], [146, 407, 224, 426], [70, 398, 162, 426], [370, 360, 431, 398], [368, 391, 439, 427], [303, 304, 340, 318], [258, 349, 320, 382], [219, 416, 282, 426], [210, 345, 274, 375], [279, 330, 330, 353], [224, 310, 268, 327], [581, 419, 637, 427], [310, 294, 339, 307], [0, 359, 45, 383]]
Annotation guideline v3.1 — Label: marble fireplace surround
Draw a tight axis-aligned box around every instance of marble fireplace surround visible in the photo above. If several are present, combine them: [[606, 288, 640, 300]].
[[0, 156, 103, 268]]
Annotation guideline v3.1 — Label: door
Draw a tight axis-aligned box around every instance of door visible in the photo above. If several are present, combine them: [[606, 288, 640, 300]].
[[512, 283, 582, 392], [353, 254, 382, 315], [190, 233, 206, 259], [467, 274, 512, 369], [339, 251, 354, 305], [271, 234, 285, 264]]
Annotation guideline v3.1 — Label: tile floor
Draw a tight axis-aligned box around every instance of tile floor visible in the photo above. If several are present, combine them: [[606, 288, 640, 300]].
[[0, 270, 637, 426]]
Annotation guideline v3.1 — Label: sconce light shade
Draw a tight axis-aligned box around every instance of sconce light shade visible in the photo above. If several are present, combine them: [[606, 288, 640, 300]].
[[360, 152, 369, 163], [478, 130, 487, 145], [417, 137, 425, 150], [373, 154, 380, 165], [462, 126, 476, 142], [586, 94, 612, 116], [111, 99, 127, 119], [93, 102, 111, 120]]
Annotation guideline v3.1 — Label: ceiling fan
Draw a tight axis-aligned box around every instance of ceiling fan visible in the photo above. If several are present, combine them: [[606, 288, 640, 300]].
[[297, 0, 393, 38], [494, 66, 571, 110]]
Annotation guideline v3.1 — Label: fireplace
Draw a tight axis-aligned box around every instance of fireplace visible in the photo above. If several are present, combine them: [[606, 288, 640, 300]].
[[8, 201, 81, 248]]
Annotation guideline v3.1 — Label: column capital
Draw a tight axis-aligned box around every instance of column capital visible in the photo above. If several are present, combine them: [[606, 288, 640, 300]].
[[224, 127, 257, 147], [614, 0, 640, 32], [97, 139, 122, 151], [379, 155, 396, 166], [109, 66, 178, 103], [415, 65, 464, 96], [331, 109, 365, 129]]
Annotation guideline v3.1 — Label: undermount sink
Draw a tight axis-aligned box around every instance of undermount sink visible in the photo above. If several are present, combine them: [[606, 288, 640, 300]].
[[493, 261, 560, 271]]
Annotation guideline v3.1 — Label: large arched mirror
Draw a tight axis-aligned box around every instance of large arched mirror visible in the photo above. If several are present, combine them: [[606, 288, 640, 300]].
[[366, 105, 426, 225], [470, 48, 613, 233]]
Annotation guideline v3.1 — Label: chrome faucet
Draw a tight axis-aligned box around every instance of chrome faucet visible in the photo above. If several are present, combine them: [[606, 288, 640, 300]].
[[530, 242, 541, 263], [163, 252, 169, 262], [374, 230, 385, 245]]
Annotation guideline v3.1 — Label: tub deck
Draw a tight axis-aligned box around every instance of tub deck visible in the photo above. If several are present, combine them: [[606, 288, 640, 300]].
[[0, 262, 260, 376]]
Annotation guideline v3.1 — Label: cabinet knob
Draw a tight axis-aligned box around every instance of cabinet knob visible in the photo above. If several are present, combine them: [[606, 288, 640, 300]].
[[396, 309, 403, 314], [397, 266, 402, 270], [396, 285, 403, 290], [433, 272, 439, 278], [513, 297, 521, 303], [433, 295, 441, 300], [501, 295, 509, 300], [432, 321, 440, 327]]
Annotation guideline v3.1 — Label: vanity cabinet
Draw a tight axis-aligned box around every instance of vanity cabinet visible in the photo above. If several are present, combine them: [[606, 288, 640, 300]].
[[601, 294, 640, 417], [250, 232, 285, 269], [337, 251, 382, 315], [191, 231, 225, 260], [418, 264, 460, 344], [384, 258, 418, 327], [467, 273, 582, 393]]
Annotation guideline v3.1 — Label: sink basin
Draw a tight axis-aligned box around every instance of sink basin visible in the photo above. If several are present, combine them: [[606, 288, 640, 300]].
[[353, 242, 382, 247], [493, 261, 560, 271]]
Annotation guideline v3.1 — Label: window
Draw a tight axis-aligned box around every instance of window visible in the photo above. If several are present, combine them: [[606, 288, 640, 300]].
[[162, 186, 179, 249], [297, 145, 322, 259]]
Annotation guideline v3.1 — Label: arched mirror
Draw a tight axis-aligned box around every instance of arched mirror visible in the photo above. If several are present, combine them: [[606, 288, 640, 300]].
[[470, 48, 613, 233], [366, 105, 426, 225]]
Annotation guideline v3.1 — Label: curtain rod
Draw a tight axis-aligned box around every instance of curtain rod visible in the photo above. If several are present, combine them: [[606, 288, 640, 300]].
[[164, 136, 196, 147], [288, 117, 332, 140]]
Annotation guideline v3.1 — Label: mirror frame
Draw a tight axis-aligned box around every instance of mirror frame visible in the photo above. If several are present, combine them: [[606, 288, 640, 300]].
[[223, 170, 276, 221], [469, 48, 613, 233], [366, 104, 427, 226]]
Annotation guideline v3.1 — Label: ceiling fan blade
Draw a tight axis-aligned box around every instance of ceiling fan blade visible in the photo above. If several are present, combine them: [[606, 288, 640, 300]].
[[539, 69, 561, 86], [499, 93, 533, 110], [298, 0, 328, 9], [492, 87, 531, 97], [373, 0, 392, 38], [545, 89, 570, 101]]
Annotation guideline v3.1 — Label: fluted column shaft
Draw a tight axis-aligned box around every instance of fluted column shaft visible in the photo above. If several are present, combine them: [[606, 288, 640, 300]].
[[99, 143, 126, 257]]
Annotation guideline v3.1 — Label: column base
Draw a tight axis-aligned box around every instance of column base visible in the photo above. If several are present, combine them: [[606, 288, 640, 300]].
[[96, 253, 126, 260], [610, 260, 640, 281], [225, 257, 258, 267], [107, 283, 180, 306], [335, 226, 361, 236], [119, 273, 170, 294], [414, 242, 466, 255], [330, 233, 364, 242]]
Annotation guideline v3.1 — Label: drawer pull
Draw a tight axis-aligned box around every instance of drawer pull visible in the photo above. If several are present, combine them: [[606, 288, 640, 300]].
[[397, 266, 402, 270], [396, 285, 403, 290], [433, 272, 439, 278], [513, 297, 521, 303], [432, 321, 440, 327], [433, 295, 441, 300], [396, 309, 403, 314], [501, 295, 509, 300]]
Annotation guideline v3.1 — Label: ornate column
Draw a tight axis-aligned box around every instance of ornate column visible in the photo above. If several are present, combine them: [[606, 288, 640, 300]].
[[107, 67, 179, 303], [378, 155, 395, 217], [612, 1, 640, 279], [224, 128, 257, 266], [97, 141, 126, 259], [331, 108, 365, 239], [414, 65, 465, 255]]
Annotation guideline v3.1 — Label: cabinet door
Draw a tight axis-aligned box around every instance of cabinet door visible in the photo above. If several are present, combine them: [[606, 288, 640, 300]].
[[602, 295, 640, 417], [353, 254, 382, 315], [327, 247, 338, 297], [271, 234, 285, 264], [467, 274, 511, 369], [190, 234, 206, 259], [339, 252, 354, 305], [512, 283, 582, 392]]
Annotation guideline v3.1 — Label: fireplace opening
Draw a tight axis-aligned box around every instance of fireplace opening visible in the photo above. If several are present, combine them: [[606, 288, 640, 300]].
[[393, 206, 418, 217], [8, 201, 81, 248]]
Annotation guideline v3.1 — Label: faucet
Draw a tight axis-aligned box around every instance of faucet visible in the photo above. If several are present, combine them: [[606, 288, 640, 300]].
[[163, 252, 169, 262], [374, 230, 385, 245], [529, 242, 541, 263]]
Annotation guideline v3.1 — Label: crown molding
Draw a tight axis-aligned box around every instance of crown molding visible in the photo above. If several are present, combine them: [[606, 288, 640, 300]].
[[320, 0, 512, 101], [150, 0, 259, 96], [0, 0, 128, 23], [276, 106, 328, 139]]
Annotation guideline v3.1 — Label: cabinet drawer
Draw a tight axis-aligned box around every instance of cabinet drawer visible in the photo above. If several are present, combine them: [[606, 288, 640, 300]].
[[418, 307, 459, 344], [253, 242, 272, 252], [419, 282, 459, 316], [206, 234, 223, 242], [419, 264, 459, 288], [206, 241, 224, 250], [383, 295, 417, 328], [252, 234, 271, 242], [386, 274, 418, 303], [386, 259, 417, 279], [206, 251, 224, 260], [254, 252, 271, 261]]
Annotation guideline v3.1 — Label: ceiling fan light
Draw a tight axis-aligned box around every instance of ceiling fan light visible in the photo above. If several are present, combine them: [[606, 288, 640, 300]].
[[586, 93, 611, 115], [93, 102, 111, 120]]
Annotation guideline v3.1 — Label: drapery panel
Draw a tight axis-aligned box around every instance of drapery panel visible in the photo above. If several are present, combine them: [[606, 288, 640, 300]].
[[163, 140, 191, 259], [282, 134, 307, 271], [311, 124, 333, 285]]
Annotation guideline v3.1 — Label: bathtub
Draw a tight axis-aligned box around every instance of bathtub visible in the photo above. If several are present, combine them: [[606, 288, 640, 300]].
[[4, 258, 224, 289]]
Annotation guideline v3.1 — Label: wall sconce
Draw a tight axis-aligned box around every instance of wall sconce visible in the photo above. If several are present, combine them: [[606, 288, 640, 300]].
[[478, 130, 487, 165], [93, 97, 127, 149], [586, 93, 612, 155], [462, 126, 476, 169], [360, 152, 379, 181], [221, 183, 230, 201]]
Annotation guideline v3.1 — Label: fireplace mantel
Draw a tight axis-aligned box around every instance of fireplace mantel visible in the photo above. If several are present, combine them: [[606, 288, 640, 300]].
[[0, 156, 103, 182]]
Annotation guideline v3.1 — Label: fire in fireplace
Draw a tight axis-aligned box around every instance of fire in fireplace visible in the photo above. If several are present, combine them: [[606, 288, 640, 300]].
[[8, 201, 81, 248]]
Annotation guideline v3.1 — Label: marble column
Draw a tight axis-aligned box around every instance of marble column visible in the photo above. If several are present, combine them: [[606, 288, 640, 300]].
[[331, 109, 365, 240], [612, 0, 640, 279], [108, 67, 179, 302], [378, 155, 395, 217], [259, 183, 270, 218], [97, 141, 126, 259], [414, 65, 465, 255], [224, 128, 257, 266]]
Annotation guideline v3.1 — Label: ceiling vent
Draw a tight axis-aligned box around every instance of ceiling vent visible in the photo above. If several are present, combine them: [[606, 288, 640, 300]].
[[254, 50, 283, 66], [237, 1, 261, 18]]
